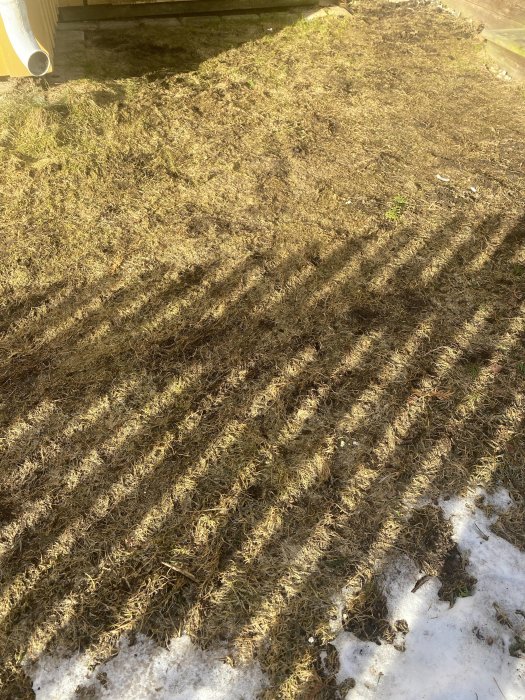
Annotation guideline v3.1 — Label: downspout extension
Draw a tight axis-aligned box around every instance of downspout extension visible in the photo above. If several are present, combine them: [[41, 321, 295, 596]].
[[0, 0, 50, 76]]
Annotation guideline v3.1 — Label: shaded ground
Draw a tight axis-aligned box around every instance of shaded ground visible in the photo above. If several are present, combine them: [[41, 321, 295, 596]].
[[0, 1, 524, 697], [50, 12, 295, 83]]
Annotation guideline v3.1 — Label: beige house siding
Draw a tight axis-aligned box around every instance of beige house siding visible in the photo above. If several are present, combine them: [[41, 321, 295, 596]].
[[0, 0, 58, 77]]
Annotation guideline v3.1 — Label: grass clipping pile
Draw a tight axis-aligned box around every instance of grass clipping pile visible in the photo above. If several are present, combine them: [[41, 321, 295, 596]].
[[1, 1, 525, 697]]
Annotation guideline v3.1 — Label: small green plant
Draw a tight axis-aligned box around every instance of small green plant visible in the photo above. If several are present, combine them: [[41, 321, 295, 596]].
[[455, 584, 474, 598], [385, 195, 408, 222], [466, 362, 481, 378]]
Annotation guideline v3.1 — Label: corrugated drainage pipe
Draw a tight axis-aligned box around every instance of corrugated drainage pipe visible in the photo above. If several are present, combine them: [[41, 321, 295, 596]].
[[0, 0, 50, 76]]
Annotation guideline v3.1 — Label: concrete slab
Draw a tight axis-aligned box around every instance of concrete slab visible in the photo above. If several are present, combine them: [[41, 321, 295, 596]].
[[303, 5, 351, 21]]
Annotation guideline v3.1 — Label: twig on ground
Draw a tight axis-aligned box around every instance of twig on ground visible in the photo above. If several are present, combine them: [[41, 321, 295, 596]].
[[161, 562, 198, 583]]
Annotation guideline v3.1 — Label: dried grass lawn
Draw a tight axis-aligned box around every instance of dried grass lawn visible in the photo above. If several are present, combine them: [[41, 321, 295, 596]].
[[0, 1, 524, 697]]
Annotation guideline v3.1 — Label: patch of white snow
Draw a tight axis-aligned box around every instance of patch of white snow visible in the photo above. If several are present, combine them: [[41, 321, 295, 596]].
[[333, 489, 525, 699], [30, 634, 267, 700]]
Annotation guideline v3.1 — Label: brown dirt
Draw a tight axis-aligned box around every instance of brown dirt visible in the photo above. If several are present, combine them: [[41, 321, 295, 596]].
[[0, 1, 525, 697], [398, 504, 477, 605], [342, 580, 395, 644]]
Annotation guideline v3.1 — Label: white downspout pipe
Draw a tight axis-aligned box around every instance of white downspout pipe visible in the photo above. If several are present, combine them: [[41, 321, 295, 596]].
[[0, 0, 50, 76]]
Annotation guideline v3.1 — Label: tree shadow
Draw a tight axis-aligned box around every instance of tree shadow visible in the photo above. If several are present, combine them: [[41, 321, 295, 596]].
[[0, 210, 523, 697]]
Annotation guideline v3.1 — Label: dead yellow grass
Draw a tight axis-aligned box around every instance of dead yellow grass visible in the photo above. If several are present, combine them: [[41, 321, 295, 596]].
[[0, 1, 524, 697]]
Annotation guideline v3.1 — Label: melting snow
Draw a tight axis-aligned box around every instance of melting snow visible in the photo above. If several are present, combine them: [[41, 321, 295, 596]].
[[30, 634, 267, 700], [333, 489, 525, 699], [28, 489, 525, 699]]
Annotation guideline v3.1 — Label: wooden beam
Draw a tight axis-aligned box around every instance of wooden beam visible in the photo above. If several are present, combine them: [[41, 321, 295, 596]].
[[59, 0, 318, 22], [442, 1, 525, 30], [484, 32, 525, 78]]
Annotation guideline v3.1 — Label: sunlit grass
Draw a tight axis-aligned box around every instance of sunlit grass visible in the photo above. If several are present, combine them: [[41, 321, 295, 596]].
[[0, 1, 524, 697], [225, 303, 496, 642]]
